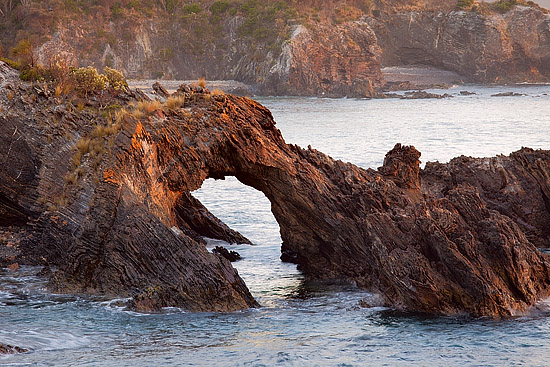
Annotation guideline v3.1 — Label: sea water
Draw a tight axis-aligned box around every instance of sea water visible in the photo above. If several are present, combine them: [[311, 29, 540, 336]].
[[2, 85, 550, 366]]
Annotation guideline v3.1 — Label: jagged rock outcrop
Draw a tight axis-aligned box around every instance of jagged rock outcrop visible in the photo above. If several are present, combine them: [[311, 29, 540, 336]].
[[422, 150, 550, 249], [0, 62, 257, 312], [367, 6, 550, 83], [1, 62, 550, 317], [262, 22, 384, 97]]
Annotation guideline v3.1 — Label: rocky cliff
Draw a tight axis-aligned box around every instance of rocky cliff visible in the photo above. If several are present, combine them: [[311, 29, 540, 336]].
[[2, 2, 550, 95], [8, 8, 377, 97], [32, 16, 384, 97], [261, 22, 384, 97], [0, 60, 257, 312], [367, 6, 550, 83], [1, 61, 550, 317]]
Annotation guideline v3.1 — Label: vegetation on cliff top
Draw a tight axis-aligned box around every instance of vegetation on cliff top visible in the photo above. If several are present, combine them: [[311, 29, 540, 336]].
[[0, 0, 543, 52], [0, 0, 546, 81], [0, 0, 461, 55]]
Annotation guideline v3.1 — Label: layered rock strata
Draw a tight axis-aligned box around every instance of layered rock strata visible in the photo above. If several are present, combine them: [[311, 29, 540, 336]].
[[1, 62, 549, 317], [367, 6, 550, 83], [262, 22, 384, 97]]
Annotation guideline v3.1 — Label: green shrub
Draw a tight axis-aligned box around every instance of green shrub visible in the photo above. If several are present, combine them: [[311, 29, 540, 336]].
[[111, 2, 123, 19], [103, 66, 128, 92], [237, 0, 294, 42], [10, 39, 35, 69], [183, 4, 201, 15], [0, 57, 21, 70], [210, 0, 231, 15], [20, 66, 46, 81], [72, 66, 107, 96], [494, 0, 518, 12]]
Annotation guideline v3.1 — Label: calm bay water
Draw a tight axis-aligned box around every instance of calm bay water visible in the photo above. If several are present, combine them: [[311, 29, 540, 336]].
[[2, 85, 550, 366]]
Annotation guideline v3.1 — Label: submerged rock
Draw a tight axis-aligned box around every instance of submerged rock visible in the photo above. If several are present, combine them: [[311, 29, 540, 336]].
[[212, 246, 242, 262], [491, 92, 525, 97], [401, 90, 453, 99], [1, 63, 550, 317], [0, 343, 28, 354]]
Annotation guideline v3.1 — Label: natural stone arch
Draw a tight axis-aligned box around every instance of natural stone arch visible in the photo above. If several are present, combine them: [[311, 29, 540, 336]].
[[112, 90, 550, 317], [2, 76, 549, 317]]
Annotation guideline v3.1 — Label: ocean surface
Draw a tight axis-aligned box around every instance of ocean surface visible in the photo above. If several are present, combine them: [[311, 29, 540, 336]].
[[2, 84, 550, 366]]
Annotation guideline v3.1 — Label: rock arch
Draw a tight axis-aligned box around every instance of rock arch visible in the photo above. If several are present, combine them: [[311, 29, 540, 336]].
[[106, 90, 550, 317], [2, 77, 550, 317]]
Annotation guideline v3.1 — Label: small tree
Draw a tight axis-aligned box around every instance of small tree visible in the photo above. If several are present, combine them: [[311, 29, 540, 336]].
[[10, 38, 35, 69]]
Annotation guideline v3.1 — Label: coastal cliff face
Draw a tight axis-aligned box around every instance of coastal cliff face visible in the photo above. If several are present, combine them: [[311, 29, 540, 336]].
[[1, 62, 550, 317], [261, 22, 384, 97], [367, 6, 550, 83], [3, 2, 550, 95], [35, 16, 279, 84], [31, 16, 384, 97]]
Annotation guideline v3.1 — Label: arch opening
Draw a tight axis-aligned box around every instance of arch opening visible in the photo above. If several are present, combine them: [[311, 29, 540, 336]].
[[192, 176, 304, 303]]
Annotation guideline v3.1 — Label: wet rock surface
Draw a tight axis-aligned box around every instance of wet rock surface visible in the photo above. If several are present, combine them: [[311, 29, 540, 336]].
[[401, 90, 453, 99], [1, 62, 550, 317], [491, 92, 526, 97], [212, 246, 242, 262], [0, 343, 27, 354]]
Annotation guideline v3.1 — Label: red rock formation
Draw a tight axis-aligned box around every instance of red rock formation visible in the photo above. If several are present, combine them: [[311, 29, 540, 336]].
[[1, 63, 550, 317], [422, 149, 550, 249], [263, 22, 384, 97]]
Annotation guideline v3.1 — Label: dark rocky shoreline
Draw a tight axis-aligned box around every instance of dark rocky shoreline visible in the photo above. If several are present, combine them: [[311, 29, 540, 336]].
[[1, 61, 550, 317]]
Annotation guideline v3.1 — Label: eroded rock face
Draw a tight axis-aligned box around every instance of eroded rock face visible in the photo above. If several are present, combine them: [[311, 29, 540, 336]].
[[0, 62, 257, 313], [263, 22, 384, 97], [1, 62, 549, 317], [367, 7, 550, 83], [31, 17, 384, 98], [422, 149, 550, 248]]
